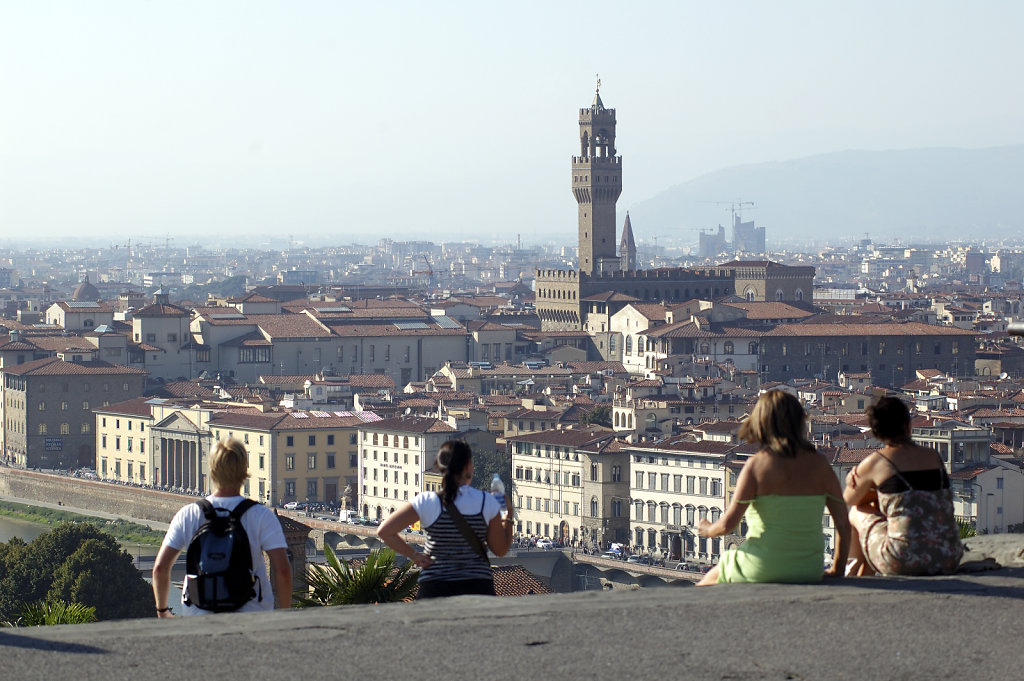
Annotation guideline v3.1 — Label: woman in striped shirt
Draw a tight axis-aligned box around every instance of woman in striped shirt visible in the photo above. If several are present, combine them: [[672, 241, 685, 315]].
[[378, 440, 514, 598]]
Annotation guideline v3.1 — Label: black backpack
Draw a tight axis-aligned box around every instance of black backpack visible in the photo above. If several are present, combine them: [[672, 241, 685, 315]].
[[184, 498, 261, 612]]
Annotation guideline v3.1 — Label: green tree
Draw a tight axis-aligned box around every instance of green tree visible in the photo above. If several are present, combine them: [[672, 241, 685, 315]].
[[2, 600, 97, 627], [579, 405, 612, 428], [470, 446, 512, 491], [0, 522, 151, 622], [295, 546, 418, 607]]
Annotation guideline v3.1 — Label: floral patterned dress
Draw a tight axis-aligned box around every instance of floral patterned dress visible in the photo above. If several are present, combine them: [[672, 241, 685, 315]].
[[859, 461, 963, 576]]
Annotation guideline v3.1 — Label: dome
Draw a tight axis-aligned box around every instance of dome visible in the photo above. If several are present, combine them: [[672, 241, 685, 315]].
[[71, 275, 101, 302]]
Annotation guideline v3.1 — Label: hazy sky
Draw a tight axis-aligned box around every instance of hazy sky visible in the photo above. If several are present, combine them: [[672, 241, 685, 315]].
[[2, 1, 1022, 248]]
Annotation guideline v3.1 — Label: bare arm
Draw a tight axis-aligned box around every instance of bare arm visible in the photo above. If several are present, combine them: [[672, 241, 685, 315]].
[[152, 544, 181, 618], [377, 502, 433, 569], [486, 505, 514, 557], [843, 455, 879, 507], [698, 459, 756, 539], [266, 547, 292, 609]]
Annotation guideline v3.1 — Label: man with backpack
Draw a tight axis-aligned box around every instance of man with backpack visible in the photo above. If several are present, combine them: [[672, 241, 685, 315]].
[[152, 438, 292, 617]]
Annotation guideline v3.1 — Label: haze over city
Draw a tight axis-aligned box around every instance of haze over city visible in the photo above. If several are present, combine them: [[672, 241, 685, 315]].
[[3, 1, 1023, 248]]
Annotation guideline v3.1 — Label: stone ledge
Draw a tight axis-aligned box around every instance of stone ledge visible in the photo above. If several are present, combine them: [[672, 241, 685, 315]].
[[4, 538, 1024, 681]]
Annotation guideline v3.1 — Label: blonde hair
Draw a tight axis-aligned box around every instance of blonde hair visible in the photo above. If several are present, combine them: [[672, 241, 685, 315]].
[[209, 438, 250, 490], [738, 390, 813, 458]]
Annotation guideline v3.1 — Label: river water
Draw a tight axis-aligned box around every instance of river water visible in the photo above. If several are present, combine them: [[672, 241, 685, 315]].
[[0, 515, 49, 543], [0, 514, 163, 560]]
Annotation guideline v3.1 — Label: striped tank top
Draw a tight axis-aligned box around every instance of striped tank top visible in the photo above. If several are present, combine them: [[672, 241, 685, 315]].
[[420, 491, 492, 583]]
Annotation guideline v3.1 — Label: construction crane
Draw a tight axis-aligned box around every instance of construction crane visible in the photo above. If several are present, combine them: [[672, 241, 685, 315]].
[[411, 255, 435, 290], [699, 200, 756, 225]]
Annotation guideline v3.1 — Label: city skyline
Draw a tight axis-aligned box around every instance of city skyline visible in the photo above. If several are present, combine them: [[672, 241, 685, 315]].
[[3, 2, 1023, 247]]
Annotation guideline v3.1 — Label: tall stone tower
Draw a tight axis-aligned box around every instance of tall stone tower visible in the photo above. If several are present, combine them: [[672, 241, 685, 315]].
[[572, 83, 622, 276]]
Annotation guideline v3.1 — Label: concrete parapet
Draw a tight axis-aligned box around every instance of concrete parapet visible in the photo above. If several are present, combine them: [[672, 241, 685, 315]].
[[4, 540, 1023, 681]]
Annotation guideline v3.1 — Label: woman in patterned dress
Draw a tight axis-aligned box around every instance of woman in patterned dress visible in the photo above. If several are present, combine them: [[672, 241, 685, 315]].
[[844, 397, 963, 576]]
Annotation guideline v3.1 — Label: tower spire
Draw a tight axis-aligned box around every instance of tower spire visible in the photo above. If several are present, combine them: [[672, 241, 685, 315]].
[[619, 212, 636, 272]]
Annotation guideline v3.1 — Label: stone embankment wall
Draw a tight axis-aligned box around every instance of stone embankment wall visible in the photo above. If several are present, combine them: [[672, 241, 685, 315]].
[[0, 468, 185, 525]]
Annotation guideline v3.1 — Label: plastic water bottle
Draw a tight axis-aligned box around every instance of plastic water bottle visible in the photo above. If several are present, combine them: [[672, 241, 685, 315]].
[[490, 474, 508, 518]]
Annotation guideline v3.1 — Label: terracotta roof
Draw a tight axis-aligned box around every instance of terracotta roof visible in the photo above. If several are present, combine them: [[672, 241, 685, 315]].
[[948, 465, 1000, 480], [829, 448, 874, 465], [347, 374, 397, 389], [133, 303, 189, 317], [93, 397, 155, 417], [360, 416, 457, 434], [490, 565, 551, 596], [258, 374, 316, 385], [767, 322, 976, 337], [507, 426, 615, 447], [720, 301, 815, 320], [561, 361, 624, 375], [1, 356, 147, 376]]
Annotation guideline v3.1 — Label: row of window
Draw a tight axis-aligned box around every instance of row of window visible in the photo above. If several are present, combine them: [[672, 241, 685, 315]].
[[632, 502, 722, 525], [100, 417, 144, 431], [364, 433, 418, 448], [38, 401, 91, 411], [338, 344, 412, 364], [284, 453, 339, 470], [362, 485, 410, 501], [363, 449, 421, 466], [363, 468, 420, 486], [39, 423, 90, 435], [634, 472, 722, 496], [779, 341, 958, 356], [100, 434, 142, 451]]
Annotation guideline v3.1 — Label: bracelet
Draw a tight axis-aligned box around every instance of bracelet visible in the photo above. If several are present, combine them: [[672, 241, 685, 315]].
[[156, 607, 171, 613]]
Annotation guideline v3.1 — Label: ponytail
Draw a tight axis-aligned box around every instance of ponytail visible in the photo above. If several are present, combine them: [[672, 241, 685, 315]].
[[437, 440, 472, 506]]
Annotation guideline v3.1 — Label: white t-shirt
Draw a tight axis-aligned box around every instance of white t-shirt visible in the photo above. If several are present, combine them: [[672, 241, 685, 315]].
[[411, 485, 500, 528], [162, 496, 287, 616]]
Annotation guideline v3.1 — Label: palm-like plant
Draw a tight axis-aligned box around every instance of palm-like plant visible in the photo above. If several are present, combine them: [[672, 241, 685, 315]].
[[2, 600, 98, 627], [294, 546, 419, 607]]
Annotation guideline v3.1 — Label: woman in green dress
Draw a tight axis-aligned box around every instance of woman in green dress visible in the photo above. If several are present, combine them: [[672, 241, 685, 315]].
[[697, 390, 850, 585]]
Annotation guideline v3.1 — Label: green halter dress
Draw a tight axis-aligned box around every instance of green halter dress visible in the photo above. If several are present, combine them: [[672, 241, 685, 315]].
[[717, 494, 828, 583]]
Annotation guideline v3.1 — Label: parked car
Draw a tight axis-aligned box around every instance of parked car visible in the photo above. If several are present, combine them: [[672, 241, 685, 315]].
[[626, 555, 642, 564], [536, 538, 554, 550], [600, 551, 621, 560], [283, 501, 303, 510]]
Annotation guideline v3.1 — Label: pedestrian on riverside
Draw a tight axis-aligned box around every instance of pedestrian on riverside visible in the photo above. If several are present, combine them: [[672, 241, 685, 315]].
[[377, 439, 514, 599], [152, 438, 292, 616]]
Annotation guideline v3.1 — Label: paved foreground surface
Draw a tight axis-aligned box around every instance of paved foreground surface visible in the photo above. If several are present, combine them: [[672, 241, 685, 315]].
[[3, 565, 1023, 681]]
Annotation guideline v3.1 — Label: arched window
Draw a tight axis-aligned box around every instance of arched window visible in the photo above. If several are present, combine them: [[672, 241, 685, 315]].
[[403, 436, 409, 448], [749, 342, 758, 354], [382, 434, 388, 446], [723, 341, 734, 354], [627, 413, 633, 428], [373, 433, 379, 445], [775, 289, 784, 301], [795, 288, 804, 302], [638, 337, 645, 354], [591, 497, 599, 517], [699, 342, 710, 354], [645, 413, 657, 428], [625, 336, 633, 355], [614, 412, 621, 427]]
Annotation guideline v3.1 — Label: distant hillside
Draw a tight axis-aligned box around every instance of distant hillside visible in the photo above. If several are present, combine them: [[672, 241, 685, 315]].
[[627, 146, 1024, 246]]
